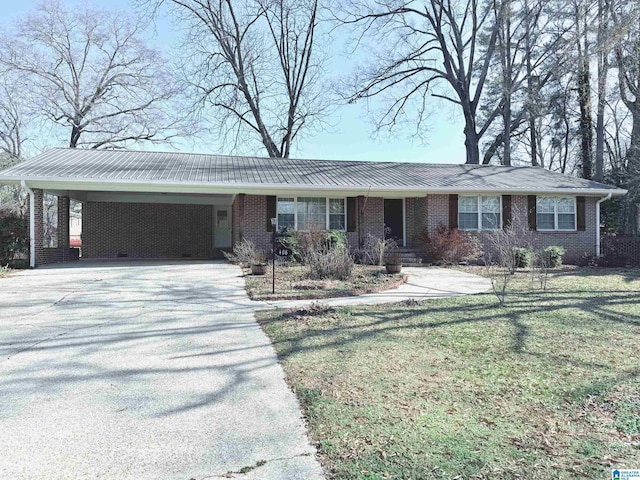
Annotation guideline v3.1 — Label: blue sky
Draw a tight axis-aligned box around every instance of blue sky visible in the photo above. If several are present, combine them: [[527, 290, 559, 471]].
[[0, 0, 466, 164]]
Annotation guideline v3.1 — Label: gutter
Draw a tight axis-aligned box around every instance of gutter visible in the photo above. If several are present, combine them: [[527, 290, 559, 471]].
[[596, 193, 613, 257], [20, 180, 36, 268], [0, 175, 628, 197]]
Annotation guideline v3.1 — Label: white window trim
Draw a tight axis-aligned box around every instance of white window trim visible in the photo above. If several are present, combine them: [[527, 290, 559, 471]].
[[277, 196, 347, 232], [536, 196, 577, 232], [458, 195, 502, 231]]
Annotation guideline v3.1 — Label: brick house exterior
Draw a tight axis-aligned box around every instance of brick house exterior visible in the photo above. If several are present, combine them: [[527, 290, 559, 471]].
[[226, 193, 599, 264], [0, 149, 626, 267]]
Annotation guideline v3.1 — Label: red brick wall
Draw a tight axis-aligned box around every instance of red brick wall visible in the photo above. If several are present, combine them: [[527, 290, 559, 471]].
[[426, 194, 450, 233], [406, 196, 428, 247], [359, 196, 384, 243], [231, 193, 600, 263], [232, 194, 271, 253], [232, 194, 386, 252], [420, 194, 600, 263], [83, 202, 214, 259]]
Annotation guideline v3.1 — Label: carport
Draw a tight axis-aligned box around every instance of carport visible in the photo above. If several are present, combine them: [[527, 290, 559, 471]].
[[0, 149, 243, 267], [21, 187, 234, 265]]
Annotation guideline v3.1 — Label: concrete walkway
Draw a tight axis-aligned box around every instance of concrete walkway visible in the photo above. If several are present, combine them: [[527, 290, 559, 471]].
[[264, 267, 492, 309], [0, 261, 324, 480]]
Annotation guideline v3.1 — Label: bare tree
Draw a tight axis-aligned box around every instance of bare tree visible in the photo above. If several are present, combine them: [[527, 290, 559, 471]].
[[594, 0, 610, 182], [338, 0, 503, 165], [0, 0, 186, 149], [574, 0, 594, 179], [608, 0, 640, 234], [0, 81, 25, 161], [147, 0, 326, 158]]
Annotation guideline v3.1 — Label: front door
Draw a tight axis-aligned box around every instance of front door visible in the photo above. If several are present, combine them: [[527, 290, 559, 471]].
[[384, 199, 404, 246], [214, 207, 232, 248]]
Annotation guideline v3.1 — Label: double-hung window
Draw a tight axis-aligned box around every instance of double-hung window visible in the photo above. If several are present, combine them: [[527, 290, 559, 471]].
[[277, 197, 296, 231], [536, 197, 576, 231], [458, 196, 501, 230], [329, 199, 346, 230], [297, 197, 326, 230], [277, 197, 346, 231]]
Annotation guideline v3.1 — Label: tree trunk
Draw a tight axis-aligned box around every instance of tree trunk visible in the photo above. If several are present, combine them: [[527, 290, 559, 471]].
[[576, 5, 593, 179], [524, 0, 538, 166], [464, 125, 481, 164], [69, 124, 81, 148], [594, 0, 608, 182]]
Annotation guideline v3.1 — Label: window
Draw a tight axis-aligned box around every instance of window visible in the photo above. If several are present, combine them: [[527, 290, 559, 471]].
[[536, 197, 576, 231], [329, 199, 346, 230], [458, 196, 501, 230], [458, 196, 478, 230], [277, 197, 295, 231], [277, 197, 346, 231], [297, 197, 326, 230]]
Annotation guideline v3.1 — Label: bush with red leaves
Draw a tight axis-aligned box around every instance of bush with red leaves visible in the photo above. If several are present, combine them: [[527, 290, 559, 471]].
[[420, 223, 482, 265]]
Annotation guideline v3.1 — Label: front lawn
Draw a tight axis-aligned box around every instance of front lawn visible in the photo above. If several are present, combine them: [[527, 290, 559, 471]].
[[245, 264, 406, 301], [257, 267, 640, 479]]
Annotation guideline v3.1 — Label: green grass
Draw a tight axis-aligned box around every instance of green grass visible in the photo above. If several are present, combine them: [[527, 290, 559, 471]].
[[257, 267, 640, 479]]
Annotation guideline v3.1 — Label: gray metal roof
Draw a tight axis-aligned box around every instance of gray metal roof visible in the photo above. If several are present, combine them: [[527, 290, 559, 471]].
[[0, 148, 626, 195]]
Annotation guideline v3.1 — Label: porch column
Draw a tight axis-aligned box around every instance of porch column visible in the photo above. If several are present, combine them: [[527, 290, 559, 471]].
[[57, 196, 70, 260], [30, 188, 45, 267]]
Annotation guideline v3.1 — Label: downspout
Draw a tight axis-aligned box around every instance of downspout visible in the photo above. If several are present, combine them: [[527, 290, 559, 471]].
[[596, 193, 612, 257], [20, 181, 36, 268]]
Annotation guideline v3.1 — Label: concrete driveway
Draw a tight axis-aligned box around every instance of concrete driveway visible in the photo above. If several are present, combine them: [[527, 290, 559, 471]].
[[0, 261, 324, 480]]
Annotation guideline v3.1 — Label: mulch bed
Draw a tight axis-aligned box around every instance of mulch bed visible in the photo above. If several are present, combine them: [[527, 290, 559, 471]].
[[244, 264, 407, 301]]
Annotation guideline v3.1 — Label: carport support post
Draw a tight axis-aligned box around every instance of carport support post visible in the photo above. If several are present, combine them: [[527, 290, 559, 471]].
[[57, 196, 70, 260], [21, 182, 44, 268]]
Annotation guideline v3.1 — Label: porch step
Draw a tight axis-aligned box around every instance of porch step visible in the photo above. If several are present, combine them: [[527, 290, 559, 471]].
[[386, 248, 426, 265]]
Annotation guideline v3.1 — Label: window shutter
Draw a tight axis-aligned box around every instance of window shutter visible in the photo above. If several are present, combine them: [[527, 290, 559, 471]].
[[576, 196, 586, 231], [449, 194, 458, 230], [347, 197, 357, 232], [502, 195, 512, 229], [527, 195, 537, 231], [266, 196, 277, 232]]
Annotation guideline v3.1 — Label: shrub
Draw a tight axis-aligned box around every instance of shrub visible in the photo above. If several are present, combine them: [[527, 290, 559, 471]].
[[0, 208, 28, 265], [512, 247, 534, 269], [306, 245, 354, 280], [223, 237, 263, 266], [359, 233, 398, 266], [286, 228, 347, 264], [543, 246, 565, 268], [483, 208, 536, 305], [420, 224, 481, 265]]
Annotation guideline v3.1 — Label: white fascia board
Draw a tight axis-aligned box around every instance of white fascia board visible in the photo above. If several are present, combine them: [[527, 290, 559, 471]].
[[4, 176, 628, 197]]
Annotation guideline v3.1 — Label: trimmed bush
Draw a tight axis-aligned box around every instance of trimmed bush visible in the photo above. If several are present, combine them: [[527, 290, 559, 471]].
[[543, 246, 565, 268], [512, 247, 534, 269]]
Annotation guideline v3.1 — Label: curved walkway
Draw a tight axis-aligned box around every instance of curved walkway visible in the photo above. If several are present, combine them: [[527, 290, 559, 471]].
[[263, 267, 492, 309]]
